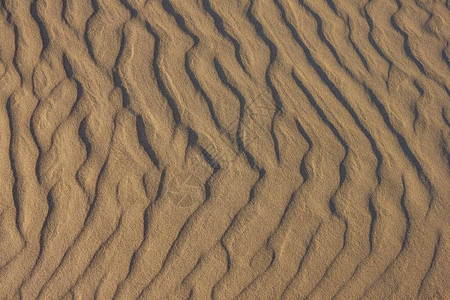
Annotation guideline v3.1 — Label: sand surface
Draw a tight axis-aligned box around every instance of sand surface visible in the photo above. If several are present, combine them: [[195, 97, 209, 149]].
[[0, 0, 449, 299]]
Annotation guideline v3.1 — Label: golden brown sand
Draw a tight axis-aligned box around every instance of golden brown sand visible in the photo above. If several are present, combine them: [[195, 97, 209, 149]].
[[0, 0, 449, 299]]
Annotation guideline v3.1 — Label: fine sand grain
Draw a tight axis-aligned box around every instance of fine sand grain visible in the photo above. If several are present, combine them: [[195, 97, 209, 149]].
[[0, 0, 449, 299]]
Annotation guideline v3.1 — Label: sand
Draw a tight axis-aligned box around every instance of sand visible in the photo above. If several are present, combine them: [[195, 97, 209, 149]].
[[0, 0, 449, 299]]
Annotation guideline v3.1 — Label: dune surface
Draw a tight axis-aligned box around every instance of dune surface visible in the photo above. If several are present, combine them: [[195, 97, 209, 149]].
[[0, 0, 449, 299]]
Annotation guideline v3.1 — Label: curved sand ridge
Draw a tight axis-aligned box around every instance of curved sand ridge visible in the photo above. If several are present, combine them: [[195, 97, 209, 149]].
[[0, 0, 449, 299]]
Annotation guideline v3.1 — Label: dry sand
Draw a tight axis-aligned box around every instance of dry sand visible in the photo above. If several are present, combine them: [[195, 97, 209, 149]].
[[0, 0, 449, 299]]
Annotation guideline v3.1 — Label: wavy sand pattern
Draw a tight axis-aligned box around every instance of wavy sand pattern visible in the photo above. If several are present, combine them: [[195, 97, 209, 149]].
[[0, 0, 449, 299]]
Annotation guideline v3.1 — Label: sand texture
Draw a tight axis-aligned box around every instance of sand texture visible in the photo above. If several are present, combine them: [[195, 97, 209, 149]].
[[0, 0, 449, 299]]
